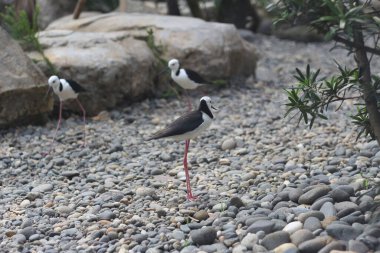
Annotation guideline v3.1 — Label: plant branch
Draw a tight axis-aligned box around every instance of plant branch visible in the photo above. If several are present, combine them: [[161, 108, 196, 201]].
[[334, 35, 380, 55]]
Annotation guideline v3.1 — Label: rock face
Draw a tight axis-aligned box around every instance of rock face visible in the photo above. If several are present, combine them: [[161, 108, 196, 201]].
[[35, 12, 257, 115], [0, 27, 51, 128]]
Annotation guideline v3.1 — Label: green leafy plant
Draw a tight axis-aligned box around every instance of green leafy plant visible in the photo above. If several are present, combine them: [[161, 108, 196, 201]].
[[1, 4, 57, 74], [1, 5, 39, 50], [270, 0, 380, 144], [146, 28, 167, 67]]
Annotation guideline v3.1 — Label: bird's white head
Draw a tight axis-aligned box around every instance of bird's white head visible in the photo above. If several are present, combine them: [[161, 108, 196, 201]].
[[199, 96, 218, 118], [168, 59, 180, 71], [48, 75, 60, 90]]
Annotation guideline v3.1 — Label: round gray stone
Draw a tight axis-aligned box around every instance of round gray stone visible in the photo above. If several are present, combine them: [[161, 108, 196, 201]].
[[326, 224, 362, 240], [334, 201, 359, 212], [221, 138, 237, 150], [318, 241, 346, 253], [19, 226, 37, 239], [298, 185, 330, 205], [290, 229, 315, 246], [348, 239, 369, 253], [261, 231, 290, 250], [303, 217, 322, 231], [320, 202, 337, 217], [31, 184, 53, 193], [330, 188, 350, 202], [298, 211, 325, 222], [98, 210, 116, 220], [13, 234, 26, 244], [190, 227, 217, 245], [247, 219, 275, 234], [298, 236, 330, 253]]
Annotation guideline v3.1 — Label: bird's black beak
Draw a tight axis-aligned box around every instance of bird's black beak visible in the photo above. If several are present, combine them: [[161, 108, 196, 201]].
[[44, 86, 52, 100], [211, 105, 218, 111]]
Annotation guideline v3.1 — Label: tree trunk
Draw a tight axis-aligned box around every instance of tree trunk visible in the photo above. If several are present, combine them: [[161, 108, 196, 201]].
[[14, 0, 36, 26], [353, 26, 380, 145], [167, 0, 180, 15], [73, 0, 86, 19], [119, 0, 128, 12], [186, 0, 203, 19]]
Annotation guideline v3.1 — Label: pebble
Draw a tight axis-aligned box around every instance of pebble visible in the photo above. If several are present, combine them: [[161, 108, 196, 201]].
[[330, 188, 350, 202], [229, 196, 245, 208], [261, 231, 290, 250], [326, 224, 362, 240], [221, 138, 237, 150], [290, 229, 315, 246], [13, 234, 26, 244], [298, 236, 331, 253], [298, 185, 331, 205], [348, 239, 369, 253], [240, 233, 258, 249], [98, 210, 116, 220], [55, 206, 74, 216], [334, 202, 359, 212], [318, 241, 346, 253], [190, 227, 217, 245], [193, 210, 209, 221], [298, 211, 325, 222], [320, 202, 336, 217], [131, 233, 148, 243], [273, 243, 299, 253], [61, 170, 80, 178], [135, 187, 155, 197], [31, 184, 53, 193], [283, 221, 303, 234], [247, 219, 275, 234], [288, 188, 303, 202], [303, 217, 322, 231], [19, 226, 37, 239], [212, 203, 227, 212], [20, 199, 30, 208]]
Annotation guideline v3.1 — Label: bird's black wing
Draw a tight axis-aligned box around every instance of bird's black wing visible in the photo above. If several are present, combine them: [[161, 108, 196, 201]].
[[148, 110, 203, 140], [185, 69, 209, 84], [67, 79, 86, 93]]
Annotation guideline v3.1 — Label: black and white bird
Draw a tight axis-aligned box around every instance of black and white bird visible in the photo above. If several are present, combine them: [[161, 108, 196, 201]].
[[148, 96, 217, 201], [168, 59, 210, 110], [47, 75, 86, 152]]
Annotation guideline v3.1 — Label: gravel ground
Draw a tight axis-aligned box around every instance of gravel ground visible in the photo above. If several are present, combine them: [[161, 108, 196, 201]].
[[1, 34, 380, 253]]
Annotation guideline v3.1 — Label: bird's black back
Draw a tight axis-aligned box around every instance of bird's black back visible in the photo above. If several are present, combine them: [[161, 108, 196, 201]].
[[148, 110, 204, 140], [67, 79, 86, 93], [184, 69, 209, 84]]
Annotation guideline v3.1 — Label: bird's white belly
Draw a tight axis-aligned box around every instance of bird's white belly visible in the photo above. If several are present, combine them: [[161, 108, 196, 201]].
[[59, 89, 78, 101], [172, 74, 200, 90]]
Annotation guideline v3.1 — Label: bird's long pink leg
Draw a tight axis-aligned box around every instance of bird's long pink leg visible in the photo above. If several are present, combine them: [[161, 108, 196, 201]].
[[184, 139, 197, 201], [49, 101, 63, 154], [76, 98, 86, 146]]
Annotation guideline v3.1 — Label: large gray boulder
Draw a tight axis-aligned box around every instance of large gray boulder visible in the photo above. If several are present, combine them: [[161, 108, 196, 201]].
[[35, 12, 257, 115], [0, 27, 51, 129]]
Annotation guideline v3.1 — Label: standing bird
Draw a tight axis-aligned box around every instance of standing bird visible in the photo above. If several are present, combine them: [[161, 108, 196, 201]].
[[47, 75, 86, 152], [168, 59, 210, 110], [148, 96, 217, 201]]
